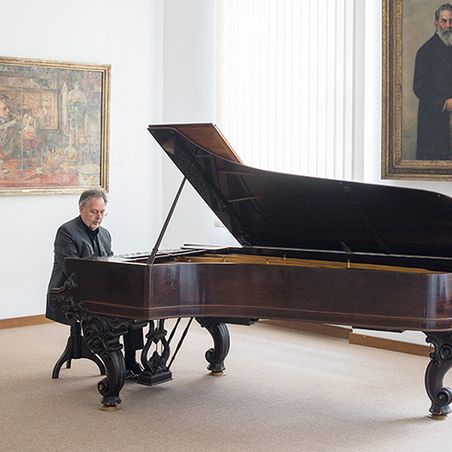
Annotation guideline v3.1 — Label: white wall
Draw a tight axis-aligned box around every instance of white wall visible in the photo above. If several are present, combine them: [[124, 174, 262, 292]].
[[4, 0, 451, 321], [160, 0, 238, 249], [0, 0, 164, 319]]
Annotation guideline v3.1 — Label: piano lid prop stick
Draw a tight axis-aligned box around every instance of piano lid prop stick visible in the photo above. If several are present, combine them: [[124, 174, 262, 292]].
[[147, 176, 187, 265]]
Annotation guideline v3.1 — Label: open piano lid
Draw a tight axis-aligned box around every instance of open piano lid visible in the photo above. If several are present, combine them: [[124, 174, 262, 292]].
[[148, 123, 452, 258]]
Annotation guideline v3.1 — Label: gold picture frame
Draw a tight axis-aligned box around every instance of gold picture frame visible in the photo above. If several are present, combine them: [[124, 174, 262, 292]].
[[382, 0, 452, 179], [0, 56, 110, 195]]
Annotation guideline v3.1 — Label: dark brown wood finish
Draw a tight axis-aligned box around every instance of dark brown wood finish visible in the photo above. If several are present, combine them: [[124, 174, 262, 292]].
[[48, 123, 452, 418], [56, 250, 452, 417], [169, 124, 242, 163], [65, 253, 452, 331]]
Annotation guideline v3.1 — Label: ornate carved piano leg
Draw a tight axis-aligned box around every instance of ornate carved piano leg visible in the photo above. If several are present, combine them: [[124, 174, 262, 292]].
[[81, 316, 129, 409], [424, 332, 452, 419], [137, 320, 173, 386], [197, 318, 230, 375]]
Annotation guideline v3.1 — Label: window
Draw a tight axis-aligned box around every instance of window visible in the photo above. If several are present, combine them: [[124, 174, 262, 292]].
[[216, 0, 361, 180]]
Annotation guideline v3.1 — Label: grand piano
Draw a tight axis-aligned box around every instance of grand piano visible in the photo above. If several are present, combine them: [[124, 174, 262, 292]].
[[51, 123, 452, 418]]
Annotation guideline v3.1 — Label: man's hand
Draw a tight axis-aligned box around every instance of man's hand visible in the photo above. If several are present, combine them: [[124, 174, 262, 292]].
[[445, 98, 452, 111]]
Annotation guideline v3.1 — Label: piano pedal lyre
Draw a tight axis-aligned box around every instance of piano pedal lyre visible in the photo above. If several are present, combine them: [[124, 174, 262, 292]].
[[136, 319, 173, 386], [136, 369, 173, 386], [136, 317, 194, 386]]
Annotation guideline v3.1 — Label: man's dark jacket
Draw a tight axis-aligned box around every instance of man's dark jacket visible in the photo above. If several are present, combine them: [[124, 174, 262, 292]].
[[46, 216, 112, 325], [414, 33, 452, 160]]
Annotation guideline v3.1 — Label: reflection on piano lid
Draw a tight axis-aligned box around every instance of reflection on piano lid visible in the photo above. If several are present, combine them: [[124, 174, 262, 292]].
[[148, 123, 452, 260]]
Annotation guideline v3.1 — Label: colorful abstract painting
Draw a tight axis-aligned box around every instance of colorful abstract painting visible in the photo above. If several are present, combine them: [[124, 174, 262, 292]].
[[0, 57, 110, 194]]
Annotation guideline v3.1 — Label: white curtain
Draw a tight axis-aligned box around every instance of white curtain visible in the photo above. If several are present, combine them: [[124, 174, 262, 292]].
[[216, 0, 357, 180]]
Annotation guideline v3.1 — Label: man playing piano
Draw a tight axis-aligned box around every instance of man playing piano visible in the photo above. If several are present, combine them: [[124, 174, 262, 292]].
[[46, 189, 144, 377]]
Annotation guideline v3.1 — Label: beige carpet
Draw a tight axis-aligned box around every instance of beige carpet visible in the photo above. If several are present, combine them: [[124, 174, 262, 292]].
[[1, 321, 451, 452]]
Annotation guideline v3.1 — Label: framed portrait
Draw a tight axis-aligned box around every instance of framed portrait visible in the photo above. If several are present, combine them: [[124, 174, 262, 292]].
[[0, 56, 110, 195], [382, 0, 452, 180]]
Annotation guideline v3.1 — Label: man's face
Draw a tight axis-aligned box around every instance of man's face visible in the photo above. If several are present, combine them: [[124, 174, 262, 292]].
[[436, 10, 452, 31], [79, 196, 106, 230]]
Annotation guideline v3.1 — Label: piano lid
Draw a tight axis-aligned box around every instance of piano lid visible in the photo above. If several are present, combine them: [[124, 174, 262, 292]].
[[148, 123, 452, 258]]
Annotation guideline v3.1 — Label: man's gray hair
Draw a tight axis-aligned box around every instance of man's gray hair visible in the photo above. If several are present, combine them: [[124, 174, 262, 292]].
[[435, 3, 452, 20], [78, 189, 108, 207]]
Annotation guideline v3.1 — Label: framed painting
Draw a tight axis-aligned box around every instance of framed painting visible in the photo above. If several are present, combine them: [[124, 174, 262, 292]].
[[0, 56, 110, 195], [382, 0, 452, 179]]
